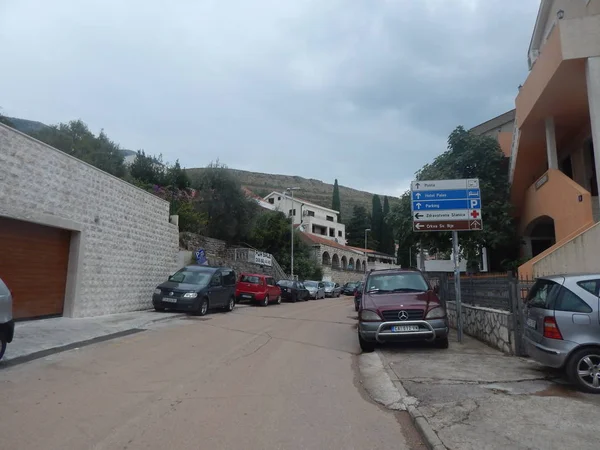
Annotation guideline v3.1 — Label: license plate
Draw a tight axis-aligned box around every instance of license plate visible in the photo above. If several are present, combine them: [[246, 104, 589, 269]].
[[526, 318, 537, 329], [163, 297, 177, 303], [391, 325, 420, 332], [242, 294, 252, 298]]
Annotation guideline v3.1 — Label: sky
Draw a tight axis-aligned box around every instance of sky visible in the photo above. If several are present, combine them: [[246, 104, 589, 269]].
[[0, 0, 539, 197]]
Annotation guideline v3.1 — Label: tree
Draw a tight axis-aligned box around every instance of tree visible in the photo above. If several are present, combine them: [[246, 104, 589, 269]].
[[0, 112, 14, 127], [389, 126, 518, 271], [130, 150, 165, 186], [345, 205, 371, 247], [380, 196, 396, 255], [249, 210, 322, 280], [167, 160, 190, 190], [31, 120, 126, 178], [371, 195, 383, 250], [332, 179, 342, 222], [173, 201, 207, 233], [191, 161, 258, 244]]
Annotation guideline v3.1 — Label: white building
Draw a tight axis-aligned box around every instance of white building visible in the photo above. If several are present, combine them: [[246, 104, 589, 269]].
[[264, 191, 346, 244]]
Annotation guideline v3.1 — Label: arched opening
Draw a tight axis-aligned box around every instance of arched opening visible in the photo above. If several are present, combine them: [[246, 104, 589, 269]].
[[355, 259, 361, 271], [524, 215, 556, 258], [322, 251, 331, 265], [341, 255, 348, 270], [332, 254, 340, 269], [348, 257, 355, 270]]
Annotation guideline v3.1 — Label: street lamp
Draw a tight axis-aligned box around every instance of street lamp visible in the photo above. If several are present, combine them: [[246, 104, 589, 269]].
[[364, 228, 371, 273], [286, 187, 301, 279]]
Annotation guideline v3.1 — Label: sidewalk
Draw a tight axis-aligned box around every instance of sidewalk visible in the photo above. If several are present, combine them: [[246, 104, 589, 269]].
[[379, 331, 600, 450], [1, 310, 185, 367]]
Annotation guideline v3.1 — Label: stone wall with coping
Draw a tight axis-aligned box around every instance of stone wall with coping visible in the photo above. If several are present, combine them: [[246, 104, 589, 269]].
[[0, 124, 179, 317], [446, 301, 514, 355], [321, 266, 364, 286], [176, 250, 282, 280]]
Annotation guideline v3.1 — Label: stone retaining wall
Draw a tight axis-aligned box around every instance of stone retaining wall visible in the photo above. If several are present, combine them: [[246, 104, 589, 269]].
[[321, 266, 364, 285], [446, 301, 514, 355]]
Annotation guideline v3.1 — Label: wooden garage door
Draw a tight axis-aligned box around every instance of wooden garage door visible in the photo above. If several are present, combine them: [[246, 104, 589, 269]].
[[0, 217, 70, 319]]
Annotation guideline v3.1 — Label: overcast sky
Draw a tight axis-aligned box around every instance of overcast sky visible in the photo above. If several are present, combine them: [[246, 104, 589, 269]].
[[0, 0, 538, 196]]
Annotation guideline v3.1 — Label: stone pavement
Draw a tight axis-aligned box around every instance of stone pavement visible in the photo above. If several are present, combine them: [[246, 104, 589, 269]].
[[378, 331, 600, 450], [1, 310, 184, 366]]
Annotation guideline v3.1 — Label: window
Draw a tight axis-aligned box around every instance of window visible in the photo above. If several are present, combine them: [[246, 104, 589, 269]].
[[278, 196, 281, 200], [326, 215, 334, 222], [578, 279, 600, 296], [338, 230, 342, 237], [289, 209, 296, 216], [555, 287, 593, 313], [329, 228, 335, 237], [169, 269, 212, 286], [526, 279, 561, 309], [307, 210, 315, 217], [211, 272, 222, 287], [366, 272, 429, 293], [221, 270, 236, 286], [268, 198, 274, 204], [266, 277, 275, 286], [240, 275, 262, 284]]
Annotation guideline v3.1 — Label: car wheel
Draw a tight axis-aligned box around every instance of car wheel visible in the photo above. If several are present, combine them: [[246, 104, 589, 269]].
[[0, 339, 6, 361], [154, 306, 165, 312], [262, 295, 269, 307], [197, 298, 209, 316], [358, 333, 375, 353], [304, 295, 309, 302], [566, 348, 600, 393], [291, 295, 297, 303], [276, 295, 282, 305], [435, 337, 449, 349], [226, 296, 235, 312]]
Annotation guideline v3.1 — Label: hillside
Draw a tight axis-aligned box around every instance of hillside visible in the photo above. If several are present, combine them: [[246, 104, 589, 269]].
[[187, 168, 399, 220], [7, 117, 49, 134]]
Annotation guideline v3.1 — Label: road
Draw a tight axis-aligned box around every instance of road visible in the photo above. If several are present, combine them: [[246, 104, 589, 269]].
[[0, 297, 424, 450]]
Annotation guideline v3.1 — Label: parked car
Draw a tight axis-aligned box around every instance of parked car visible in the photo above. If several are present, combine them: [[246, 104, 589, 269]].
[[342, 282, 359, 296], [304, 280, 325, 299], [353, 281, 364, 312], [277, 280, 309, 303], [0, 277, 15, 361], [323, 281, 342, 298], [357, 268, 449, 352], [152, 266, 237, 316], [236, 273, 282, 306], [524, 274, 600, 393]]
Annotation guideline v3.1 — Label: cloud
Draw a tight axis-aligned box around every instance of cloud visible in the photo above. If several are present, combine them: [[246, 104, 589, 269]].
[[0, 0, 538, 197]]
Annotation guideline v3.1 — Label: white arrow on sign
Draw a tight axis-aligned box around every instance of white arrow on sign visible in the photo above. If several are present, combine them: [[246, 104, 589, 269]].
[[415, 202, 422, 209], [414, 223, 424, 230], [415, 192, 421, 199]]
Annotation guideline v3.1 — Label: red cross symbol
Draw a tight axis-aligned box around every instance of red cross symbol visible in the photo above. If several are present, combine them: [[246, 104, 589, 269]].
[[470, 210, 480, 219]]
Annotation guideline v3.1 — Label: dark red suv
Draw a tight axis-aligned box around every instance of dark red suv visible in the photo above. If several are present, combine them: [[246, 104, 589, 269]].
[[357, 268, 448, 352]]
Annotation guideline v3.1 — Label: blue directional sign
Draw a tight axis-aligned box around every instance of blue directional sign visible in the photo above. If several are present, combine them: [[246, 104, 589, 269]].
[[410, 178, 483, 232]]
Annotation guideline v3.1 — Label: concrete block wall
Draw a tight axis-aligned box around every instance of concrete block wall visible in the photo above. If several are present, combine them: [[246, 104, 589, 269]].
[[0, 124, 179, 317]]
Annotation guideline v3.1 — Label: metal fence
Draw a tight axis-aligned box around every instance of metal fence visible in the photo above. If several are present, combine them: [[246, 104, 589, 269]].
[[425, 272, 536, 356]]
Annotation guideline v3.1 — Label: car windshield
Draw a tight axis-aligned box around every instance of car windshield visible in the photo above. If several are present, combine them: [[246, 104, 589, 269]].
[[169, 270, 212, 286], [324, 281, 334, 287], [366, 272, 428, 293], [278, 280, 293, 288], [346, 282, 357, 288], [304, 281, 317, 288], [241, 275, 262, 284]]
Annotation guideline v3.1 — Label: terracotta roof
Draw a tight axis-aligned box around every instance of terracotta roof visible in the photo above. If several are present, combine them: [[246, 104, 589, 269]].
[[299, 232, 363, 254], [347, 245, 396, 259], [242, 187, 264, 201]]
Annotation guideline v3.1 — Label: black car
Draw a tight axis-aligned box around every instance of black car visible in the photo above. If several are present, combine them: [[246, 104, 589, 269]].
[[153, 266, 237, 316], [354, 281, 364, 312], [342, 282, 359, 296], [277, 280, 309, 303]]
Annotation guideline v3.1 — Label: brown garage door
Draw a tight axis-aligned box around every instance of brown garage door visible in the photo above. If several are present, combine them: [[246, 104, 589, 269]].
[[0, 217, 70, 319]]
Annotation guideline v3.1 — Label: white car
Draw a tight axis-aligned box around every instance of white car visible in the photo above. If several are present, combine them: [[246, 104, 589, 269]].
[[304, 280, 325, 299], [0, 277, 15, 361]]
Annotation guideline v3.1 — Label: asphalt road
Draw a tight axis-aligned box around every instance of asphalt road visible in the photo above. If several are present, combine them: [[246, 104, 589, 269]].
[[0, 297, 424, 450]]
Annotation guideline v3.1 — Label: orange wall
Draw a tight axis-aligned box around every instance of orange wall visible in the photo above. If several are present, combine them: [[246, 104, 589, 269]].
[[518, 169, 593, 240], [498, 131, 513, 157]]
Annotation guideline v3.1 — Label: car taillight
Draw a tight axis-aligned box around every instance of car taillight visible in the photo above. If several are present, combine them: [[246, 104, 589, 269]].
[[543, 317, 563, 340]]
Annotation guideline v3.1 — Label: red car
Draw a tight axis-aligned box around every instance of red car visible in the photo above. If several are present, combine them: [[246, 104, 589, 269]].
[[357, 268, 449, 352], [235, 273, 282, 306]]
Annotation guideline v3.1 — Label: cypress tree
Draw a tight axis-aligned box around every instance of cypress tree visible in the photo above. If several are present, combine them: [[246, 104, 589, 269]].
[[332, 179, 342, 222], [371, 195, 383, 250]]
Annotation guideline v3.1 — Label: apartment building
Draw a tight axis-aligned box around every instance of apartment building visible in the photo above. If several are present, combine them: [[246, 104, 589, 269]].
[[508, 0, 600, 277]]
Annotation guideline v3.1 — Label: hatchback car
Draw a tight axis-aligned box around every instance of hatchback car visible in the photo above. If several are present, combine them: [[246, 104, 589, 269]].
[[524, 274, 600, 393], [357, 269, 448, 352], [323, 281, 342, 298], [0, 277, 15, 361], [236, 273, 282, 306], [342, 282, 359, 296], [304, 280, 325, 299], [353, 281, 364, 312], [153, 266, 237, 315], [277, 280, 309, 303]]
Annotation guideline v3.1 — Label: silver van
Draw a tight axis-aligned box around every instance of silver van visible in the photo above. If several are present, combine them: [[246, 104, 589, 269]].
[[524, 274, 600, 393], [0, 277, 15, 360]]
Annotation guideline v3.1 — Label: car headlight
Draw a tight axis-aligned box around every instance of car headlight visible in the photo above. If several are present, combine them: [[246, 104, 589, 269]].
[[425, 307, 446, 319], [154, 288, 161, 295], [182, 292, 198, 298], [360, 309, 382, 321]]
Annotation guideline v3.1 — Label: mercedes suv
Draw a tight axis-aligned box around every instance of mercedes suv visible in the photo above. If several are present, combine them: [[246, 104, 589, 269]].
[[357, 268, 449, 352]]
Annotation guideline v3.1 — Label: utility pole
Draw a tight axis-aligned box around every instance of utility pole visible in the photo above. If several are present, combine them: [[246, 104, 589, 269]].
[[286, 187, 300, 279]]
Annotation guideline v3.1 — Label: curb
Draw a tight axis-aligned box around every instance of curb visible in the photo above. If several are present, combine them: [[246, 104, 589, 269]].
[[358, 351, 447, 450]]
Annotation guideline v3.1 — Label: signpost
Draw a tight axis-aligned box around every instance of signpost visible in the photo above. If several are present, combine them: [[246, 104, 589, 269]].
[[410, 178, 483, 343]]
